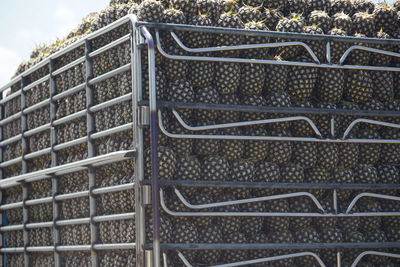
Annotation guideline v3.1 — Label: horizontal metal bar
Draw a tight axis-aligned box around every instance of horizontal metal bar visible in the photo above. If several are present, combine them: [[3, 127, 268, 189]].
[[92, 183, 134, 195], [23, 99, 50, 114], [171, 109, 322, 137], [0, 112, 22, 126], [24, 147, 51, 160], [140, 22, 400, 45], [1, 248, 25, 253], [26, 221, 53, 229], [89, 93, 132, 113], [0, 134, 22, 146], [56, 245, 91, 251], [142, 179, 400, 190], [0, 150, 135, 188], [150, 242, 400, 251], [92, 212, 135, 223], [24, 123, 51, 137], [0, 156, 22, 168], [91, 123, 133, 139], [88, 63, 130, 85], [53, 136, 88, 151], [0, 90, 21, 104], [52, 83, 86, 101], [57, 217, 90, 226], [341, 45, 400, 65], [93, 243, 136, 250], [27, 246, 55, 253], [1, 201, 23, 210], [52, 56, 85, 76], [23, 74, 50, 92], [25, 196, 52, 206], [168, 31, 320, 63], [1, 224, 24, 231], [89, 34, 130, 58], [55, 190, 89, 201], [52, 110, 86, 126], [352, 251, 400, 267], [344, 119, 400, 139], [0, 14, 137, 93], [347, 193, 400, 214]]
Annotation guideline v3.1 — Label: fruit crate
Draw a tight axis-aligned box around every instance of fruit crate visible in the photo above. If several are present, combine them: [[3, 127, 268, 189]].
[[137, 18, 400, 267], [1, 12, 400, 267]]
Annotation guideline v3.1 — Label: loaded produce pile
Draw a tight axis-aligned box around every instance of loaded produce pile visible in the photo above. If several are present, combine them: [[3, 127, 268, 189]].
[[2, 0, 400, 266]]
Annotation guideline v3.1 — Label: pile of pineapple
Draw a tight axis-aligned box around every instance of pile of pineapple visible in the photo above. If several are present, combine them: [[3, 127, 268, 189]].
[[3, 0, 400, 266]]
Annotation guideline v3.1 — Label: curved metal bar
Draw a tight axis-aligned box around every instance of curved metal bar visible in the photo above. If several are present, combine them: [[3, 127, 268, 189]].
[[170, 110, 322, 137], [176, 251, 327, 267], [169, 31, 320, 64], [340, 45, 400, 65], [173, 188, 324, 211], [343, 118, 400, 139], [351, 251, 400, 267], [346, 193, 400, 214]]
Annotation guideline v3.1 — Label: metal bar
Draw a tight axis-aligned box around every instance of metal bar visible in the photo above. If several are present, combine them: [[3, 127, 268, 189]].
[[22, 186, 29, 267], [169, 31, 320, 63], [347, 193, 400, 213], [52, 109, 87, 126], [26, 246, 55, 253], [23, 123, 51, 137], [0, 134, 22, 146], [142, 26, 161, 267], [23, 99, 50, 114], [89, 34, 130, 58], [53, 136, 88, 151], [155, 32, 400, 72], [0, 15, 138, 93], [54, 190, 89, 201], [52, 56, 85, 76], [171, 188, 324, 211], [85, 38, 98, 267], [88, 63, 131, 86], [89, 93, 132, 113], [52, 82, 85, 101], [0, 157, 23, 168], [0, 90, 21, 104], [340, 45, 400, 64], [25, 196, 52, 206], [141, 179, 400, 190], [92, 183, 134, 195], [92, 243, 136, 250], [24, 148, 51, 160], [1, 201, 23, 210], [26, 221, 53, 229], [92, 212, 135, 223], [1, 224, 24, 231], [0, 112, 22, 126], [351, 251, 400, 267], [90, 123, 133, 140], [343, 119, 400, 139], [0, 151, 135, 188], [56, 218, 90, 226], [23, 74, 50, 92], [56, 245, 91, 251], [0, 85, 4, 266], [139, 22, 400, 45], [177, 251, 326, 267], [170, 109, 322, 137], [1, 248, 25, 253]]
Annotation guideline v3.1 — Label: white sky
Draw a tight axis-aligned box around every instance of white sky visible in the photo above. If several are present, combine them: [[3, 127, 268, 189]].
[[0, 0, 395, 85]]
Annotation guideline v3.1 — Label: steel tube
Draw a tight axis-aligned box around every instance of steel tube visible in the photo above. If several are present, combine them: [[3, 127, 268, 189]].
[[52, 83, 85, 101], [52, 110, 86, 126], [52, 56, 85, 76], [89, 34, 130, 58], [53, 136, 88, 151], [89, 93, 132, 113], [0, 112, 22, 126], [1, 224, 24, 231], [340, 45, 400, 64], [0, 90, 21, 104], [23, 123, 51, 137], [25, 196, 52, 206], [0, 134, 22, 146], [55, 190, 89, 201], [93, 243, 136, 250], [92, 183, 134, 195], [0, 157, 23, 168], [351, 251, 400, 267], [88, 63, 131, 86], [23, 99, 50, 114], [23, 74, 50, 92], [24, 147, 51, 160], [92, 213, 135, 223], [90, 123, 133, 139]]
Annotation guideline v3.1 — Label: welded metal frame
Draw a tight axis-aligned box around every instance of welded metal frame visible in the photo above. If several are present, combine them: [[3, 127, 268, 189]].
[[139, 23, 400, 267], [0, 15, 139, 267]]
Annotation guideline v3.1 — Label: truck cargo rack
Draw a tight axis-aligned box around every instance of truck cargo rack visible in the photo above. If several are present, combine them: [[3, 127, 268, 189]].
[[1, 14, 400, 267]]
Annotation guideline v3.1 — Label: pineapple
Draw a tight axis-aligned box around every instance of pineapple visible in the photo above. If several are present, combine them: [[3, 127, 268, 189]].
[[265, 129, 293, 165], [196, 0, 218, 17], [163, 45, 188, 81], [377, 164, 399, 184], [342, 231, 364, 264], [373, 2, 399, 34], [314, 197, 337, 230], [353, 0, 374, 13], [304, 25, 325, 61], [240, 63, 265, 95], [264, 8, 284, 30], [137, 0, 165, 22], [281, 163, 304, 183], [290, 198, 314, 230], [196, 224, 223, 265], [193, 121, 220, 156], [275, 13, 305, 59], [305, 167, 330, 198], [265, 199, 290, 231], [144, 146, 177, 180], [380, 128, 400, 165], [166, 79, 194, 122], [267, 230, 295, 267], [195, 86, 219, 121], [294, 227, 320, 265], [219, 127, 244, 160], [317, 69, 345, 103], [254, 161, 280, 196], [372, 71, 394, 102], [306, 0, 331, 13], [330, 0, 354, 15], [264, 56, 288, 94], [320, 227, 343, 264], [175, 156, 201, 181], [202, 156, 229, 181], [170, 0, 197, 16], [214, 0, 241, 19], [215, 11, 245, 57], [361, 99, 384, 131], [285, 0, 306, 14], [293, 142, 317, 168], [308, 10, 332, 33], [287, 56, 318, 102], [243, 127, 268, 162], [166, 121, 193, 157], [344, 70, 373, 104], [215, 62, 241, 95], [146, 214, 173, 243], [188, 61, 215, 88], [338, 143, 359, 170], [230, 159, 255, 199], [317, 143, 339, 170], [358, 129, 381, 165], [238, 5, 263, 23], [223, 232, 248, 264], [215, 194, 241, 235], [241, 95, 267, 122], [173, 221, 198, 262], [265, 91, 292, 129], [162, 6, 186, 47], [372, 30, 394, 66], [190, 191, 214, 226], [328, 28, 349, 63], [353, 164, 378, 184], [364, 230, 390, 264], [240, 201, 266, 237], [352, 12, 376, 37], [346, 33, 370, 65], [291, 101, 316, 137], [359, 199, 382, 232], [332, 12, 353, 34], [243, 21, 270, 59], [142, 66, 167, 101]]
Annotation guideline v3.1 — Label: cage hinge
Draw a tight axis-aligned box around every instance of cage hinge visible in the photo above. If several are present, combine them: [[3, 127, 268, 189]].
[[138, 106, 150, 126]]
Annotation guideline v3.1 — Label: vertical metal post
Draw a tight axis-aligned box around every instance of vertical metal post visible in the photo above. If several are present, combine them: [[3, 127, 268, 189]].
[[85, 39, 98, 267], [20, 76, 30, 267], [49, 59, 61, 267], [141, 27, 160, 267], [133, 22, 146, 267], [0, 86, 4, 266]]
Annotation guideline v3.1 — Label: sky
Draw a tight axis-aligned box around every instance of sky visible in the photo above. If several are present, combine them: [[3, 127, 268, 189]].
[[0, 0, 395, 86], [0, 0, 109, 85]]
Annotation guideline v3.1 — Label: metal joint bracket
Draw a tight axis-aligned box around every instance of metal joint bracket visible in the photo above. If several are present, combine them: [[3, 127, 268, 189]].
[[143, 185, 152, 205], [145, 250, 153, 267], [139, 106, 150, 127]]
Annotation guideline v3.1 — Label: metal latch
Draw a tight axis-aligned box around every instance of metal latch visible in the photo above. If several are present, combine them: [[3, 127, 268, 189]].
[[139, 106, 150, 126], [143, 185, 152, 205]]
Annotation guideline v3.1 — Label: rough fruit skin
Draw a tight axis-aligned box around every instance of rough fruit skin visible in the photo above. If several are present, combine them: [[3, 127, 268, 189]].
[[344, 70, 373, 104]]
